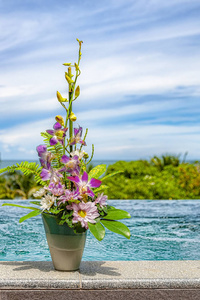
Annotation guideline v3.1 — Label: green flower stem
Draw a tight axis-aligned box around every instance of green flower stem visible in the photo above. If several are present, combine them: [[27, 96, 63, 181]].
[[69, 91, 73, 154], [62, 40, 83, 188], [80, 128, 88, 150], [87, 144, 94, 165]]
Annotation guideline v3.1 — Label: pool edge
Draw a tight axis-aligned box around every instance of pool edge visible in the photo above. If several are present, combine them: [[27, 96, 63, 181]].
[[0, 261, 200, 299]]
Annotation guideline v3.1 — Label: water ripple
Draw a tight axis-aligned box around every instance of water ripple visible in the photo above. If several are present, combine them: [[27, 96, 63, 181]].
[[1, 199, 200, 261]]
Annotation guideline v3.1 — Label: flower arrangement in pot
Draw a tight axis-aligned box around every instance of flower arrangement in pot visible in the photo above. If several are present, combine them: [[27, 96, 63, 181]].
[[1, 39, 131, 271]]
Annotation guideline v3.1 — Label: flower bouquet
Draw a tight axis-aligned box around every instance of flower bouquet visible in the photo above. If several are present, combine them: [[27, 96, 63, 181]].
[[1, 39, 130, 270]]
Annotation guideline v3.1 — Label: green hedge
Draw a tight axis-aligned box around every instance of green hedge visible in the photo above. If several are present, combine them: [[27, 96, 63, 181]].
[[104, 160, 200, 199]]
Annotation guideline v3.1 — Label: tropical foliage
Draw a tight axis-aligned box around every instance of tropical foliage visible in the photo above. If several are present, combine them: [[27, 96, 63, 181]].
[[104, 156, 200, 199], [0, 171, 41, 199]]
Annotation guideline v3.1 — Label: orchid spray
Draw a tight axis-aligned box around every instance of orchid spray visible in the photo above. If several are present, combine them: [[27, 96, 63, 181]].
[[1, 40, 131, 241]]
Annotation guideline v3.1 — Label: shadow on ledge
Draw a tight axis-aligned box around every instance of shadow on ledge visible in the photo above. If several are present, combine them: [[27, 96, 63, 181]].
[[0, 261, 54, 272], [0, 261, 121, 276], [79, 261, 121, 276]]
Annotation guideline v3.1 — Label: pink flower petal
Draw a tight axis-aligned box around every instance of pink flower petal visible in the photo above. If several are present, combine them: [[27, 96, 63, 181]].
[[82, 171, 88, 182], [89, 178, 101, 188]]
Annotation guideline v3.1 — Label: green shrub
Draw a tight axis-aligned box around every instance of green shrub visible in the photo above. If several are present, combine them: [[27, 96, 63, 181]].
[[104, 159, 200, 199]]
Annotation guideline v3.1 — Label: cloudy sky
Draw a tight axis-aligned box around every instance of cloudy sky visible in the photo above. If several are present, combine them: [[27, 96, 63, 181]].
[[0, 0, 200, 162]]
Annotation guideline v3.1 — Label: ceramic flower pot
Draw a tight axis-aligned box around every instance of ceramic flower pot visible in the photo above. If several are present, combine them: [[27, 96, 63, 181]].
[[42, 213, 87, 271]]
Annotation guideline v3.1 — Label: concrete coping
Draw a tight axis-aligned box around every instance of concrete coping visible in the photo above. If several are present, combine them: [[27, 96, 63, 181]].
[[0, 260, 200, 290]]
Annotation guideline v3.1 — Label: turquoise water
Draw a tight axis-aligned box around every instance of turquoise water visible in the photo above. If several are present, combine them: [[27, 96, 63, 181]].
[[0, 199, 200, 261]]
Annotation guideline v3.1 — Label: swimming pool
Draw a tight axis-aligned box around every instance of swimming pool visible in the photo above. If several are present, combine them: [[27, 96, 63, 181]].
[[0, 199, 200, 261]]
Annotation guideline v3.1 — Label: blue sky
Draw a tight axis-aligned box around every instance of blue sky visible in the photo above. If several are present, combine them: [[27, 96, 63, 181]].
[[0, 0, 200, 161]]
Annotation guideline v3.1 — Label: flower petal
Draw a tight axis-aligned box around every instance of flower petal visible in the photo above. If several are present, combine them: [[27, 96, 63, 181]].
[[53, 122, 62, 130], [73, 155, 79, 161], [89, 178, 102, 188], [39, 158, 45, 167], [61, 155, 70, 163], [36, 145, 47, 156], [69, 139, 76, 146], [87, 189, 95, 198], [80, 140, 86, 146], [58, 167, 66, 173], [46, 130, 54, 135], [74, 128, 79, 136], [50, 137, 58, 145], [40, 169, 51, 181], [67, 176, 81, 184], [82, 171, 88, 182]]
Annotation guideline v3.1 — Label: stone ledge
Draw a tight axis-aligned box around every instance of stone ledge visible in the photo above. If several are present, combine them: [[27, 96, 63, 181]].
[[0, 260, 200, 290]]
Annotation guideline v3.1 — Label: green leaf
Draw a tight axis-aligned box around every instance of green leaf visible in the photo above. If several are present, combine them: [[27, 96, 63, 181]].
[[88, 221, 105, 241], [107, 205, 115, 210], [29, 201, 41, 206], [103, 209, 131, 220], [19, 209, 42, 223], [93, 185, 109, 194], [67, 199, 80, 204], [101, 170, 124, 182], [88, 164, 106, 180], [101, 220, 131, 239], [2, 203, 39, 210], [48, 207, 64, 215]]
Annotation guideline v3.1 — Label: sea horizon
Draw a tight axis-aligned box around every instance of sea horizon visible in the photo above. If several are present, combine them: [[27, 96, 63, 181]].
[[0, 159, 123, 169]]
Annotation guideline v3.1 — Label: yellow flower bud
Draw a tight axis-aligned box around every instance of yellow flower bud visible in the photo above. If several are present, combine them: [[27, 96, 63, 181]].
[[55, 115, 65, 126], [75, 86, 80, 98], [65, 73, 74, 84], [83, 152, 89, 159], [69, 112, 77, 122], [76, 38, 83, 46], [57, 91, 68, 102], [75, 63, 80, 71]]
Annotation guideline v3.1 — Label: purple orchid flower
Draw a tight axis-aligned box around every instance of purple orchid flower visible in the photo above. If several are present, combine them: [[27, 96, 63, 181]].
[[40, 165, 52, 181], [40, 163, 63, 182], [46, 122, 68, 146], [36, 145, 54, 168], [68, 171, 101, 198], [60, 155, 80, 176], [57, 189, 80, 206], [95, 193, 107, 207], [70, 126, 86, 146], [47, 181, 65, 197]]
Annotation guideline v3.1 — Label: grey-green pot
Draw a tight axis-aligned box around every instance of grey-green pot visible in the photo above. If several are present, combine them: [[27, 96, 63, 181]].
[[42, 213, 87, 271]]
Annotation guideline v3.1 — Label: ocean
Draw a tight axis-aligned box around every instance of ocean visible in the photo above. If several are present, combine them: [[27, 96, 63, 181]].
[[0, 159, 117, 170]]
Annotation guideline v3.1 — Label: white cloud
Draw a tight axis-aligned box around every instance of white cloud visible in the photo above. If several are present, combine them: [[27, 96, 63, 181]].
[[0, 0, 200, 160], [1, 117, 199, 161]]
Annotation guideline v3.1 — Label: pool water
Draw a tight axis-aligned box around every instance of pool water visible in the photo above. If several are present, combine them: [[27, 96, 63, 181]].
[[0, 200, 200, 261]]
